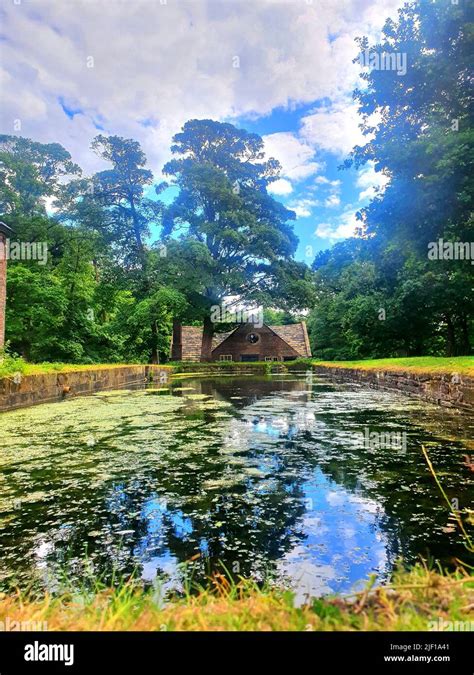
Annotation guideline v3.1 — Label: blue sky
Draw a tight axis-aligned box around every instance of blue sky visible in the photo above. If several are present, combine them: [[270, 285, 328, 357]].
[[239, 105, 369, 261], [1, 0, 397, 261]]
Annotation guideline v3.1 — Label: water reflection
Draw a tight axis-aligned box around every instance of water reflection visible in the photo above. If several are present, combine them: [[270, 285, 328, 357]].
[[0, 373, 472, 597]]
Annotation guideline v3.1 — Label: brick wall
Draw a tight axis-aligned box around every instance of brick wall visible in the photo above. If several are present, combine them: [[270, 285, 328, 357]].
[[0, 233, 6, 349], [212, 324, 300, 361]]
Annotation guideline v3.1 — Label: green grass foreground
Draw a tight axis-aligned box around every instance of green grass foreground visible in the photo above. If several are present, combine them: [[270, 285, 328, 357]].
[[0, 565, 472, 631]]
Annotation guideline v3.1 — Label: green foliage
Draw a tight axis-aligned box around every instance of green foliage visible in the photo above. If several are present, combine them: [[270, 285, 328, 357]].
[[0, 135, 81, 216], [162, 119, 315, 359], [309, 1, 473, 359], [1, 122, 311, 365], [0, 345, 28, 378]]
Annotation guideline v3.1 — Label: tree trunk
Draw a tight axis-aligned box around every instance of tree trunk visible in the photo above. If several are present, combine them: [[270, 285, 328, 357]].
[[129, 196, 148, 274], [171, 319, 183, 360], [459, 313, 471, 355], [444, 313, 456, 356], [151, 320, 159, 364], [201, 314, 214, 362]]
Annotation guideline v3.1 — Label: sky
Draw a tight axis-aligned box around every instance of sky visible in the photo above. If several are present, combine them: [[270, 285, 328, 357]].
[[0, 0, 400, 261]]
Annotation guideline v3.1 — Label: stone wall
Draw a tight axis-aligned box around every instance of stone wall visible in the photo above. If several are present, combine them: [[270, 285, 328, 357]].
[[0, 362, 281, 412], [0, 365, 172, 412], [313, 365, 474, 412], [2, 362, 472, 413]]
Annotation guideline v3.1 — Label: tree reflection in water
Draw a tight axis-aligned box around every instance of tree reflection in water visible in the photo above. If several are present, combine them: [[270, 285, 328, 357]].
[[0, 374, 472, 597]]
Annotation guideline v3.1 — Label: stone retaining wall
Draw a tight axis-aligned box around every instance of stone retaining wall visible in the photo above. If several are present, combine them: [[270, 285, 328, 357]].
[[0, 362, 282, 412], [0, 365, 172, 412], [313, 366, 474, 412], [2, 362, 472, 413]]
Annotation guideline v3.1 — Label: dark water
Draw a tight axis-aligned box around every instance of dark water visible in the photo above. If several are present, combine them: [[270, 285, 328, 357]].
[[0, 373, 472, 600]]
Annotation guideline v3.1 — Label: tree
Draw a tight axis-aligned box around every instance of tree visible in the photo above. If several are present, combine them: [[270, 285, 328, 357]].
[[351, 0, 473, 353], [89, 135, 163, 270], [263, 308, 304, 325], [0, 135, 81, 216], [310, 0, 473, 358], [165, 118, 281, 190], [162, 120, 315, 360]]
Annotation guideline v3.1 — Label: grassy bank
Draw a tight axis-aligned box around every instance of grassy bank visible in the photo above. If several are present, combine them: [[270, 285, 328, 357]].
[[0, 358, 281, 379], [0, 565, 472, 631], [313, 357, 474, 377], [1, 355, 473, 380], [0, 357, 173, 379]]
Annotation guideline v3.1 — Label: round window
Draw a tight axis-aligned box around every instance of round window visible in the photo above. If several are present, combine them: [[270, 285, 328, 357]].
[[246, 333, 260, 344]]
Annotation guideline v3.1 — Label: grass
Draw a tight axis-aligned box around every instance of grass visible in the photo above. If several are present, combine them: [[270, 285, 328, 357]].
[[0, 358, 281, 379], [0, 356, 173, 379], [0, 564, 472, 631], [313, 356, 474, 377], [1, 355, 473, 380], [0, 357, 472, 630]]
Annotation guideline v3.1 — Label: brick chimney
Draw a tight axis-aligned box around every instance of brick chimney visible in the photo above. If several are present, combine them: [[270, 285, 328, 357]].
[[171, 319, 183, 360], [0, 222, 13, 349]]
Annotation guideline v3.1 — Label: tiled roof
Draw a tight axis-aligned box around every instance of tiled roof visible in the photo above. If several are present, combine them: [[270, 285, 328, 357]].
[[269, 323, 312, 358], [180, 326, 238, 361], [179, 322, 311, 360]]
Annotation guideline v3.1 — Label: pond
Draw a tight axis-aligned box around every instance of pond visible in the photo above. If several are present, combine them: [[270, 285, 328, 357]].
[[0, 372, 472, 601]]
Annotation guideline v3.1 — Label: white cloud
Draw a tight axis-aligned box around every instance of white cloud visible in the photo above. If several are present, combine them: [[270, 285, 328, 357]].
[[0, 0, 403, 175], [315, 206, 362, 240], [288, 198, 318, 219], [300, 99, 370, 157], [267, 178, 293, 196], [356, 161, 390, 201], [315, 177, 342, 188], [263, 132, 322, 182], [324, 194, 341, 208], [314, 162, 388, 239]]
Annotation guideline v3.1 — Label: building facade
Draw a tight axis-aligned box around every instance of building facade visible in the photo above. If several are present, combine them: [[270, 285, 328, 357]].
[[172, 322, 311, 362]]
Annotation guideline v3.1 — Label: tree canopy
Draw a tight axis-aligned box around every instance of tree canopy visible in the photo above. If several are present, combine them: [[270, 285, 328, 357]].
[[1, 122, 313, 363], [308, 0, 473, 359], [1, 0, 471, 364]]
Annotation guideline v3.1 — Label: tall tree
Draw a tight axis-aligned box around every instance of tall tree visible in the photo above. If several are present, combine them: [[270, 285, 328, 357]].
[[162, 120, 314, 360], [311, 0, 473, 358], [90, 135, 163, 271], [0, 135, 81, 217]]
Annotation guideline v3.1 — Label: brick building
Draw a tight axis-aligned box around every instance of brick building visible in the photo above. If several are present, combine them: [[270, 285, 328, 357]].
[[0, 222, 13, 349], [171, 321, 311, 362]]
